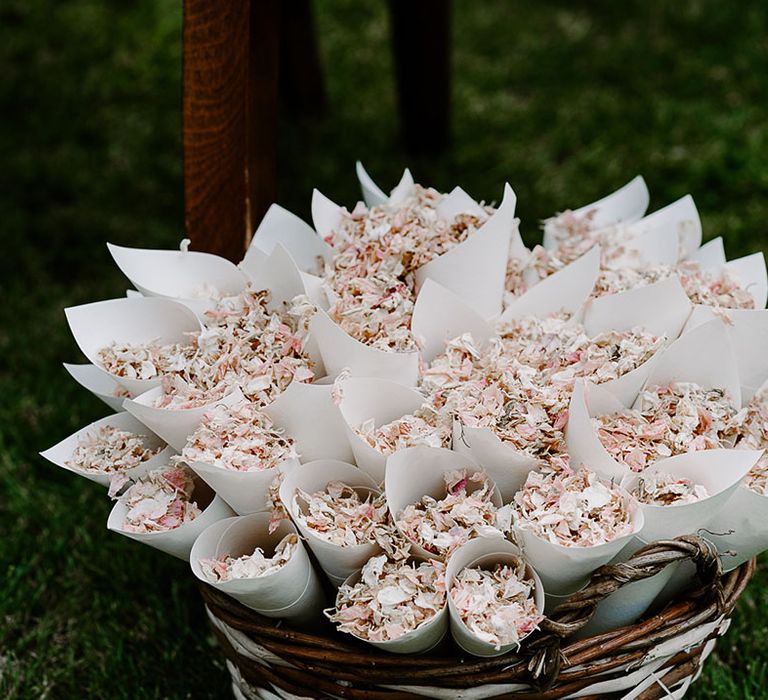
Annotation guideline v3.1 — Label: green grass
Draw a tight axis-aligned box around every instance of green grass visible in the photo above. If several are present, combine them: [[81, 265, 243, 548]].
[[1, 0, 768, 697]]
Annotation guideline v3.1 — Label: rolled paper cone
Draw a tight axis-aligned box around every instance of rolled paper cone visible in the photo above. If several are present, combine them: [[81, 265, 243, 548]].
[[411, 279, 493, 364], [445, 536, 544, 657], [123, 386, 246, 452], [683, 305, 768, 400], [451, 421, 538, 502], [40, 411, 172, 488], [622, 448, 761, 542], [107, 242, 247, 301], [279, 460, 382, 586], [705, 484, 768, 572], [385, 445, 503, 561], [125, 289, 143, 299], [388, 168, 415, 206], [435, 186, 487, 221], [566, 379, 633, 482], [65, 297, 202, 395], [311, 189, 343, 239], [355, 160, 387, 206], [336, 377, 427, 483], [542, 175, 650, 250], [244, 203, 333, 276], [725, 251, 768, 309], [263, 380, 354, 463], [573, 536, 680, 639], [190, 456, 300, 516], [624, 195, 702, 260], [499, 245, 601, 323], [640, 317, 741, 409], [688, 236, 726, 269], [63, 362, 131, 412], [415, 184, 516, 319], [515, 490, 644, 596], [599, 353, 662, 408], [620, 222, 681, 268], [337, 567, 449, 655], [107, 478, 235, 561], [583, 276, 692, 341], [190, 513, 325, 624], [309, 308, 420, 386]]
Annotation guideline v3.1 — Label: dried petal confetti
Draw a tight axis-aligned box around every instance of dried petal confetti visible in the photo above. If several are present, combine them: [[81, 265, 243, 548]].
[[293, 481, 391, 547], [322, 187, 492, 351], [514, 467, 634, 547], [736, 387, 768, 496], [594, 382, 738, 472], [180, 400, 296, 471], [395, 470, 509, 557], [118, 465, 202, 533], [199, 533, 297, 582], [354, 403, 451, 454], [450, 561, 542, 649], [327, 555, 446, 642], [633, 472, 709, 506], [66, 425, 162, 474]]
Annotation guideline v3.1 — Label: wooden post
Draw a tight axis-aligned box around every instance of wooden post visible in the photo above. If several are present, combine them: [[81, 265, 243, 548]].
[[389, 0, 452, 154], [183, 0, 279, 262]]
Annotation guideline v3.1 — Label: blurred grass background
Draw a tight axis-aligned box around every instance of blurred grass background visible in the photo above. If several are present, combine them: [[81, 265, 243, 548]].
[[2, 1, 768, 697]]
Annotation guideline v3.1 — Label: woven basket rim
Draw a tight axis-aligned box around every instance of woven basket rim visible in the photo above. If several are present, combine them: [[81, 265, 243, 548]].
[[200, 535, 755, 699]]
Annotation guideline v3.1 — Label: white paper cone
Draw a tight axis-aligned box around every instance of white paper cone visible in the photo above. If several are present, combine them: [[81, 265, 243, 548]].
[[336, 377, 428, 483], [574, 536, 680, 638], [599, 354, 664, 409], [435, 186, 488, 221], [415, 184, 516, 319], [279, 460, 382, 586], [65, 297, 202, 395], [688, 237, 726, 269], [624, 195, 702, 259], [623, 449, 761, 542], [40, 411, 172, 488], [263, 380, 354, 462], [499, 246, 600, 323], [566, 380, 634, 481], [683, 305, 768, 400], [337, 567, 449, 654], [641, 318, 741, 409], [125, 289, 143, 299], [244, 203, 333, 276], [123, 386, 245, 452], [355, 163, 414, 209], [620, 222, 681, 268], [704, 484, 768, 571], [107, 243, 247, 301], [311, 189, 344, 239], [542, 175, 650, 250], [190, 513, 325, 623], [725, 251, 768, 310], [63, 362, 131, 412], [190, 456, 299, 516], [451, 421, 539, 502], [411, 279, 493, 364], [355, 161, 388, 207], [309, 308, 420, 386], [445, 536, 544, 657], [544, 585, 587, 616], [385, 446, 503, 561], [583, 277, 692, 341], [107, 479, 235, 560], [515, 492, 643, 596]]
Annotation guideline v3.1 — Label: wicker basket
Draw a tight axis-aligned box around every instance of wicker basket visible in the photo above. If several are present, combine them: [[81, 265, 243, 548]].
[[200, 535, 754, 699]]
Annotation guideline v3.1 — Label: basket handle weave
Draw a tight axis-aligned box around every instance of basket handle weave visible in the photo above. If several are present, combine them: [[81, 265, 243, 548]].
[[525, 534, 724, 687]]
